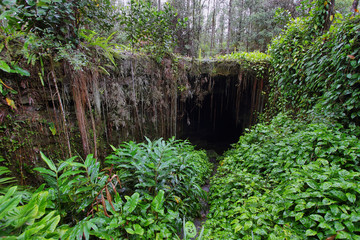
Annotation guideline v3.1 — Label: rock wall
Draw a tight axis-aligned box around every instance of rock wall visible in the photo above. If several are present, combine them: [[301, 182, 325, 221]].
[[0, 54, 270, 184]]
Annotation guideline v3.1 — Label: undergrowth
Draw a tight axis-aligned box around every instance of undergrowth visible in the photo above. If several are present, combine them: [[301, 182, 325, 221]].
[[216, 51, 270, 63], [0, 138, 212, 239], [204, 2, 360, 239], [204, 113, 360, 239]]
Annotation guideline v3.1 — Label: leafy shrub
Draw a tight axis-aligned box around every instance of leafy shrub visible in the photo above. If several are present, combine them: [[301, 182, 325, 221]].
[[34, 153, 109, 222], [204, 113, 360, 239], [106, 137, 212, 219], [66, 138, 212, 239], [0, 138, 211, 239], [0, 160, 67, 239], [216, 51, 270, 63]]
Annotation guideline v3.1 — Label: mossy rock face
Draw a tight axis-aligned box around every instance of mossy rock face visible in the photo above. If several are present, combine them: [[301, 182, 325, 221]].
[[184, 57, 268, 78], [1, 51, 270, 185], [211, 61, 240, 76]]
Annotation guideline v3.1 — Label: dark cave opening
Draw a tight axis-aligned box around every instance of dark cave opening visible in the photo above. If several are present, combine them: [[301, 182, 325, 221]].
[[179, 75, 253, 154]]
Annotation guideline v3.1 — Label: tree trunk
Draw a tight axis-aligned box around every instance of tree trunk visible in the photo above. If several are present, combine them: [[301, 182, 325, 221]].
[[192, 0, 196, 56], [158, 0, 161, 11], [210, 1, 217, 55], [219, 13, 225, 52], [210, 9, 216, 53], [351, 0, 359, 15], [227, 0, 233, 53], [197, 0, 203, 53], [238, 0, 244, 47], [323, 0, 335, 32]]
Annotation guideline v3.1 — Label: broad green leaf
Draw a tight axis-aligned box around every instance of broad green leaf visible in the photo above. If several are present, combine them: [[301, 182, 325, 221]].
[[185, 221, 197, 238], [126, 227, 135, 234], [334, 221, 345, 231], [318, 221, 330, 229], [306, 202, 316, 209], [300, 217, 314, 228], [346, 193, 356, 203], [0, 60, 11, 72], [294, 204, 305, 211], [11, 65, 30, 76], [269, 233, 278, 240], [133, 224, 144, 235], [330, 205, 340, 216], [306, 180, 319, 190], [244, 220, 253, 231], [305, 229, 317, 236], [123, 192, 140, 214], [34, 167, 56, 177], [84, 154, 95, 168], [295, 212, 304, 221], [336, 230, 352, 239], [344, 220, 355, 232], [329, 190, 347, 201], [234, 224, 243, 233], [253, 227, 267, 236], [143, 218, 154, 226], [320, 182, 332, 191], [40, 152, 57, 172], [59, 170, 84, 180], [0, 194, 21, 219], [310, 214, 324, 222], [322, 198, 337, 205], [151, 190, 165, 213], [350, 212, 360, 222], [110, 145, 117, 151]]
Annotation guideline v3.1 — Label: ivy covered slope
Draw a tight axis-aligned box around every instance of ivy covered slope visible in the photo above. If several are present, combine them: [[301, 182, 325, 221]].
[[268, 13, 360, 124], [0, 138, 212, 239], [204, 114, 360, 239], [204, 2, 360, 240]]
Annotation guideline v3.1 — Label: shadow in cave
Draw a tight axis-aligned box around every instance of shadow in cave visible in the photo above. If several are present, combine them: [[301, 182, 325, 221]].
[[179, 75, 253, 154]]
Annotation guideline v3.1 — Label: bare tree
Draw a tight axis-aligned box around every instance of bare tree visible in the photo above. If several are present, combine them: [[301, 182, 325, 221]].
[[210, 0, 217, 53], [219, 10, 225, 52], [226, 0, 233, 53]]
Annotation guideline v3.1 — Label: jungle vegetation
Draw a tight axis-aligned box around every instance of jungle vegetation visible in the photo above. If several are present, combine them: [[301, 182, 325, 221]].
[[0, 0, 360, 239]]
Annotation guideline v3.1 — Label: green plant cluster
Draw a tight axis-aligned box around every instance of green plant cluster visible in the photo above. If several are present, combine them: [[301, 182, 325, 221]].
[[203, 113, 360, 239], [1, 0, 115, 43], [215, 51, 271, 78], [0, 138, 212, 239], [106, 138, 212, 216], [216, 51, 270, 63], [268, 4, 360, 124], [119, 0, 187, 62]]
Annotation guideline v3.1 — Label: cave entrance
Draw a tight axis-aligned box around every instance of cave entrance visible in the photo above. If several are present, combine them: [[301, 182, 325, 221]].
[[179, 74, 257, 154]]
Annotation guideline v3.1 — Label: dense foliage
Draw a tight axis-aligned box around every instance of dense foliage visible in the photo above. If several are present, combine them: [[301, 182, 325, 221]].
[[204, 113, 360, 239], [0, 139, 212, 239], [269, 5, 360, 125], [1, 0, 360, 239], [203, 1, 360, 239], [118, 0, 186, 61]]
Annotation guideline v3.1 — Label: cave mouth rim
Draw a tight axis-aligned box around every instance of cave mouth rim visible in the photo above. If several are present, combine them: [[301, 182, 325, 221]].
[[178, 74, 253, 154]]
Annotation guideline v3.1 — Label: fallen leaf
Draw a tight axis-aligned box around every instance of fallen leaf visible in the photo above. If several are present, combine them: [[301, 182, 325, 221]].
[[347, 55, 355, 59], [6, 98, 16, 110]]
